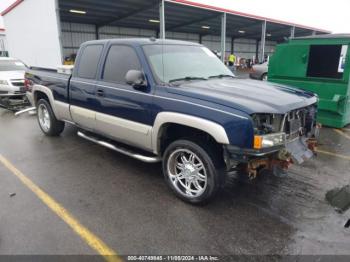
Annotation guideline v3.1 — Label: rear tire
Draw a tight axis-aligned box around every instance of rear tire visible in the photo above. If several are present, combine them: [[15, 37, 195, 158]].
[[162, 139, 225, 204], [261, 73, 268, 81], [37, 99, 65, 136]]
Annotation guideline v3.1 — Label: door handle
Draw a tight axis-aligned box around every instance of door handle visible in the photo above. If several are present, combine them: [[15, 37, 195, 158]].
[[96, 89, 104, 97]]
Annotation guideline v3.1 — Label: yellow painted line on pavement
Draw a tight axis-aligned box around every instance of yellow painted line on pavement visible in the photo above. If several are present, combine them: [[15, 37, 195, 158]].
[[334, 128, 350, 140], [0, 154, 121, 262], [316, 149, 350, 161]]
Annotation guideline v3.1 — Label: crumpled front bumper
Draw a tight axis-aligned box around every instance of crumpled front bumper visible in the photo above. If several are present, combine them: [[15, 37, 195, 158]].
[[224, 124, 321, 178], [286, 137, 314, 164]]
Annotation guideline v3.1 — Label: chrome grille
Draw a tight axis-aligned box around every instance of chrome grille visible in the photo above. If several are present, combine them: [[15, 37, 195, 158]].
[[252, 104, 317, 137]]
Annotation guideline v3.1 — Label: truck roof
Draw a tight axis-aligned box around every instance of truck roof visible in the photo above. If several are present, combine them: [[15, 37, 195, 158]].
[[82, 38, 202, 47]]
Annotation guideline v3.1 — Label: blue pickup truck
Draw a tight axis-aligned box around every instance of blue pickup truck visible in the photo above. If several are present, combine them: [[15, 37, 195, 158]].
[[25, 38, 319, 204]]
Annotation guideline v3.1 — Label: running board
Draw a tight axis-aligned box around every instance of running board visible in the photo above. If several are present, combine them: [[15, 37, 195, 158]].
[[77, 131, 161, 163], [14, 106, 36, 116]]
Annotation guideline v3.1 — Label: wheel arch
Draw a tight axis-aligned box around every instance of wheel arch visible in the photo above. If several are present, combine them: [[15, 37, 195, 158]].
[[33, 85, 65, 120], [33, 85, 55, 107], [152, 112, 229, 155], [261, 72, 268, 80]]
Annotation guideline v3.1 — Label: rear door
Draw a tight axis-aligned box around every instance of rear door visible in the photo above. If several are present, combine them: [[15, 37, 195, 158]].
[[69, 44, 103, 130], [94, 44, 153, 150]]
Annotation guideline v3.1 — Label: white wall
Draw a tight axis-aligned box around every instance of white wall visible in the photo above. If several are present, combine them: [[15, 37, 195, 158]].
[[3, 0, 62, 68]]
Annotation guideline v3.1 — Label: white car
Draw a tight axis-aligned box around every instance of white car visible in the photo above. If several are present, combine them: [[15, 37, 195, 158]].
[[249, 61, 268, 81], [0, 57, 27, 95]]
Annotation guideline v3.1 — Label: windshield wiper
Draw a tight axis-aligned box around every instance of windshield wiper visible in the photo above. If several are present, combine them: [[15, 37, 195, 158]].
[[208, 74, 235, 79], [168, 76, 208, 84]]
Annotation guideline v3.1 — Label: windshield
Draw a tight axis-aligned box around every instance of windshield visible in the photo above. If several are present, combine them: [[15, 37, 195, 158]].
[[0, 60, 26, 71], [143, 44, 233, 83]]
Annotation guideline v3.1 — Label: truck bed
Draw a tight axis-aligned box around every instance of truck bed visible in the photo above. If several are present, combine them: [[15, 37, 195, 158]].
[[26, 67, 71, 103]]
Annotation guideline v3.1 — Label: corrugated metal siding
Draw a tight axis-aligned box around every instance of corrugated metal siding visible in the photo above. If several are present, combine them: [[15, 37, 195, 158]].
[[233, 38, 256, 59], [234, 39, 276, 59], [165, 31, 199, 43], [201, 35, 231, 59], [99, 26, 156, 40], [61, 22, 276, 60], [61, 22, 158, 57], [61, 22, 96, 57], [202, 35, 230, 51], [264, 40, 276, 56]]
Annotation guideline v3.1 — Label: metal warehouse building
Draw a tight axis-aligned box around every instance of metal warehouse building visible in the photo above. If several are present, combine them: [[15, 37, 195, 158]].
[[2, 0, 330, 68]]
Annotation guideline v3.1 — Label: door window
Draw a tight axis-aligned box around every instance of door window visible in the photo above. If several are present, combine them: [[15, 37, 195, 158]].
[[77, 44, 103, 79], [102, 45, 141, 84]]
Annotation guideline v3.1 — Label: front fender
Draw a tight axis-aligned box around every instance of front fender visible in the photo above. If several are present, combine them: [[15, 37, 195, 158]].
[[152, 112, 230, 154]]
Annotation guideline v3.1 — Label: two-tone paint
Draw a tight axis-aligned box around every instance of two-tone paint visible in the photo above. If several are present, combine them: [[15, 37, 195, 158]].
[[26, 38, 317, 156]]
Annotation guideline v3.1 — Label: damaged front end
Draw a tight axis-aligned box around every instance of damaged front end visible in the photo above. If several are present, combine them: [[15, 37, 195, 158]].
[[224, 104, 320, 179]]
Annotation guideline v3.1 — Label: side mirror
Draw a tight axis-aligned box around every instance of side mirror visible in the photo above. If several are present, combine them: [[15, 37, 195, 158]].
[[125, 70, 147, 89]]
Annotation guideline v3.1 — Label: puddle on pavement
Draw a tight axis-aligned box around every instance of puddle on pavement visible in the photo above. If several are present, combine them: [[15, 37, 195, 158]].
[[326, 185, 350, 213]]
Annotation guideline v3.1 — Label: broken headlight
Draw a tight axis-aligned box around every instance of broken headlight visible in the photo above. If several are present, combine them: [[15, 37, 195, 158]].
[[251, 113, 286, 149], [253, 132, 286, 149], [251, 113, 283, 135]]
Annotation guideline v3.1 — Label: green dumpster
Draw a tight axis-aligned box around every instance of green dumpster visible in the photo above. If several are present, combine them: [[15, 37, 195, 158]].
[[268, 34, 350, 128]]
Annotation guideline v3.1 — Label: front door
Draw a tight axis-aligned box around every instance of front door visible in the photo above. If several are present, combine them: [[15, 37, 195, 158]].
[[94, 44, 153, 151]]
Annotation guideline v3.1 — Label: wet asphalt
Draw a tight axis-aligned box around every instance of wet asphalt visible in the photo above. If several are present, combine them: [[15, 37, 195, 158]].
[[0, 106, 350, 256]]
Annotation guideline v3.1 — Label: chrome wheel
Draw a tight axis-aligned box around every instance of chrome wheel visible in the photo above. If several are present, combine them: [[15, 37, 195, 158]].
[[38, 103, 51, 132], [167, 148, 207, 198]]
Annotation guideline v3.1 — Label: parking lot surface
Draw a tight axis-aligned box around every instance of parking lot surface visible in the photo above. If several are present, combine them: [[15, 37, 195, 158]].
[[0, 108, 350, 257]]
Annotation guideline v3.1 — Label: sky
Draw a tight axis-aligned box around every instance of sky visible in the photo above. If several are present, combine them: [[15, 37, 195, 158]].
[[0, 0, 349, 33]]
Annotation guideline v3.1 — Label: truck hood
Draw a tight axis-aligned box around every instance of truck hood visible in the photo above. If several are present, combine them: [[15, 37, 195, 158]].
[[167, 78, 317, 114], [0, 70, 25, 80]]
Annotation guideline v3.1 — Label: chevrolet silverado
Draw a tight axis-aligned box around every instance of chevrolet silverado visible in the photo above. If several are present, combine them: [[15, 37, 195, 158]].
[[25, 38, 319, 204]]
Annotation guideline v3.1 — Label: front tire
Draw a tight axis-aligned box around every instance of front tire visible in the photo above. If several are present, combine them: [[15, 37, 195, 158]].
[[162, 139, 225, 204], [37, 99, 65, 136]]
